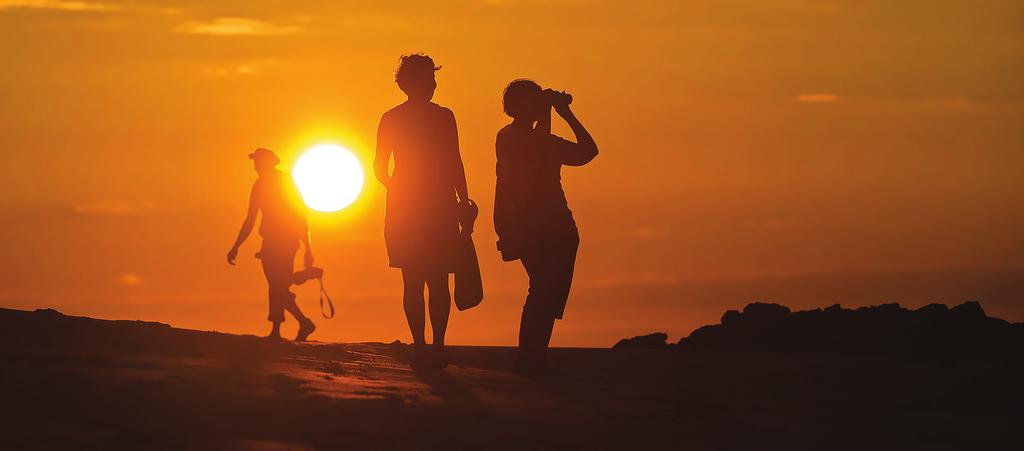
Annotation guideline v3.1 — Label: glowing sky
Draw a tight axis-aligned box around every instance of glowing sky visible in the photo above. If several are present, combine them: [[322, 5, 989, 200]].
[[1, 1, 1022, 346]]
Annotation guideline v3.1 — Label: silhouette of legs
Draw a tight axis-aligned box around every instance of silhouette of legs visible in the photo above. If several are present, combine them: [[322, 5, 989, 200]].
[[519, 308, 556, 349], [402, 268, 452, 366], [426, 271, 451, 349], [517, 234, 579, 373], [261, 241, 311, 340], [401, 269, 427, 346]]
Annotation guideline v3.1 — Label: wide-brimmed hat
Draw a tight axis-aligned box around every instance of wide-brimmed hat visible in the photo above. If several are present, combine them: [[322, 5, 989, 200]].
[[248, 148, 280, 165]]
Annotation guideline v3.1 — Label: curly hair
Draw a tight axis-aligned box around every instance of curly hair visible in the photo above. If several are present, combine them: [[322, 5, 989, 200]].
[[502, 79, 542, 118], [394, 53, 441, 84]]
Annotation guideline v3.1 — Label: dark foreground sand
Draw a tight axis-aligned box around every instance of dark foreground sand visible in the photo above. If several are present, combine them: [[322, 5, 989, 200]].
[[0, 308, 1019, 450]]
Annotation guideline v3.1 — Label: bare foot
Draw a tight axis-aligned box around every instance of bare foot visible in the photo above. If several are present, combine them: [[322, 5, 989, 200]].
[[267, 324, 282, 341]]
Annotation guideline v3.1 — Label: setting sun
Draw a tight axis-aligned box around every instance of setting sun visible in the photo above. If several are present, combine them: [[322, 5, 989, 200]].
[[292, 144, 364, 212]]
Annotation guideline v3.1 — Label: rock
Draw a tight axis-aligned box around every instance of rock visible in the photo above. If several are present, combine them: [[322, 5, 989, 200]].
[[613, 332, 670, 350], [721, 310, 741, 326], [915, 303, 948, 314], [951, 301, 986, 321], [672, 301, 1023, 361], [741, 302, 791, 321], [33, 308, 63, 317]]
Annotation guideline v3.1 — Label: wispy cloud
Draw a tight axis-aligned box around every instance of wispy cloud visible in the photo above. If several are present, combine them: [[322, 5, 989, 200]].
[[0, 0, 118, 12], [72, 200, 159, 216], [795, 93, 841, 103], [205, 58, 281, 77], [175, 17, 301, 36]]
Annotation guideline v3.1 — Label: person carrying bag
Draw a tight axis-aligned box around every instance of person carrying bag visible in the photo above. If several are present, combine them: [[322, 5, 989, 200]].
[[455, 199, 483, 311]]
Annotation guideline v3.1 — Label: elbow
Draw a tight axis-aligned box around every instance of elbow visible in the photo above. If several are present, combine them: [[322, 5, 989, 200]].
[[570, 145, 599, 166]]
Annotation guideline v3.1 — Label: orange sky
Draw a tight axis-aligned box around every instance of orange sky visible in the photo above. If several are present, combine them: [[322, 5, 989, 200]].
[[1, 1, 1022, 346]]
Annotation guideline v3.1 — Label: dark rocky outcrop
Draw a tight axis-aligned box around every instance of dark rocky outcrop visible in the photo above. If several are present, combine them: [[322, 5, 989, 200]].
[[675, 301, 1023, 361], [613, 332, 670, 350]]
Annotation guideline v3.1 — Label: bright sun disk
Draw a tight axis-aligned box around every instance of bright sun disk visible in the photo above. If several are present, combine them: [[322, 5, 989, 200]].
[[292, 144, 364, 212]]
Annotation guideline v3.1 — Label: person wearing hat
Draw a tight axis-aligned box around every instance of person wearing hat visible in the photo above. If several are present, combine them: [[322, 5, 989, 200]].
[[227, 148, 317, 341]]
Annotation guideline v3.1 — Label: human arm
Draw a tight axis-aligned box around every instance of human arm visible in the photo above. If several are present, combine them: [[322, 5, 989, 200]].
[[446, 109, 478, 234], [227, 183, 260, 265], [536, 89, 555, 135], [554, 102, 599, 166], [301, 229, 314, 268], [493, 130, 533, 259], [448, 110, 470, 203], [374, 114, 393, 188], [493, 130, 530, 237]]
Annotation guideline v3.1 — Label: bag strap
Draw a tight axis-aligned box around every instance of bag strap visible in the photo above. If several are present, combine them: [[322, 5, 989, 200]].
[[318, 277, 335, 319]]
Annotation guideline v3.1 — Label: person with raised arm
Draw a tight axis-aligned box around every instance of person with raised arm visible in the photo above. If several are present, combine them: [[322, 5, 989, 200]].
[[494, 80, 598, 376]]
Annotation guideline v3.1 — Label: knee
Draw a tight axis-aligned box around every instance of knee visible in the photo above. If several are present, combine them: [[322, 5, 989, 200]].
[[526, 276, 552, 299], [522, 300, 550, 319], [269, 289, 294, 302]]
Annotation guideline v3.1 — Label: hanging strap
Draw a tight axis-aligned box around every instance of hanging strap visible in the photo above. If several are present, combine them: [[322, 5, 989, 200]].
[[318, 277, 335, 319]]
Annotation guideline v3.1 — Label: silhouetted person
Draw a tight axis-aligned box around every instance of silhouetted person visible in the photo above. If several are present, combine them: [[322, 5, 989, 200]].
[[494, 80, 598, 375], [227, 148, 317, 341], [374, 54, 473, 366]]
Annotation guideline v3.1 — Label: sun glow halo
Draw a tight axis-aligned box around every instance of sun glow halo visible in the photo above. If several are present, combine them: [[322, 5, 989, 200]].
[[291, 144, 364, 212]]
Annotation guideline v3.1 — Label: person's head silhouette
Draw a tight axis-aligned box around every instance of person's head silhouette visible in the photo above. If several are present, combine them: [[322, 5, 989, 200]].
[[249, 148, 280, 176], [503, 79, 544, 122], [395, 54, 440, 102]]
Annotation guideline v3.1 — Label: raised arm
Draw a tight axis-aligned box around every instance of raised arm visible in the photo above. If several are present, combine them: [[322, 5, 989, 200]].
[[227, 183, 260, 265], [555, 103, 599, 166], [374, 115, 393, 188], [536, 89, 554, 135]]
